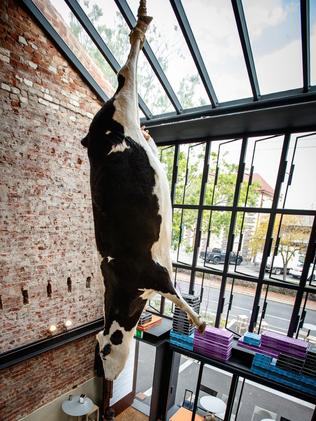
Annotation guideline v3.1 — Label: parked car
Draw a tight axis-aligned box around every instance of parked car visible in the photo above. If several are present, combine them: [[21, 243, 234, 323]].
[[265, 256, 291, 275], [200, 248, 243, 265], [290, 262, 315, 281]]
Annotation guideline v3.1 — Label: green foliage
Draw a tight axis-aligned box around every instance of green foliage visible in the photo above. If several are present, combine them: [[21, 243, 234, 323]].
[[160, 145, 260, 252]]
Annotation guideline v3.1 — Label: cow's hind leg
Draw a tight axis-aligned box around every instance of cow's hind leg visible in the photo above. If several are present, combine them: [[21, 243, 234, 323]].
[[140, 261, 206, 333]]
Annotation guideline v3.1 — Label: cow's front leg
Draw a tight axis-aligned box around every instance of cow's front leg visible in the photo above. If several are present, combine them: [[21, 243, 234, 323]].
[[141, 261, 206, 333]]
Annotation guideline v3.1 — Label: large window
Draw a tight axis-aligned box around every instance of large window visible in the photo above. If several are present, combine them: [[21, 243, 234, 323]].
[[157, 132, 316, 339]]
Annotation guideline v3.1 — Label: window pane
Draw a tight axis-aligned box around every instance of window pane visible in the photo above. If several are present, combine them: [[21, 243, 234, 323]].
[[199, 210, 232, 272], [266, 214, 313, 284], [205, 139, 242, 207], [183, 0, 252, 102], [230, 212, 270, 278], [128, 0, 210, 109], [34, 0, 117, 94], [280, 132, 316, 210], [159, 145, 175, 191], [239, 135, 284, 208], [172, 209, 198, 265], [79, 0, 174, 115], [257, 284, 295, 335], [243, 0, 302, 94], [175, 143, 206, 206], [224, 278, 257, 336], [297, 292, 316, 344], [194, 272, 221, 327], [233, 378, 315, 421]]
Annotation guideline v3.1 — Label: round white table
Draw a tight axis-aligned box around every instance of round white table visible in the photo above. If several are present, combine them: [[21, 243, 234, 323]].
[[200, 395, 226, 415], [260, 419, 275, 421], [62, 395, 93, 420]]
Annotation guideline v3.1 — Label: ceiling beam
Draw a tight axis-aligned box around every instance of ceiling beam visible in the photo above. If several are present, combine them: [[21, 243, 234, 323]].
[[65, 0, 152, 119], [146, 92, 316, 144], [114, 0, 183, 114], [170, 0, 218, 108], [231, 0, 260, 101]]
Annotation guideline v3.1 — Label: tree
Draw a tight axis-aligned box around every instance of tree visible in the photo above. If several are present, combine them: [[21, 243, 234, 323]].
[[250, 214, 310, 281], [160, 145, 260, 252]]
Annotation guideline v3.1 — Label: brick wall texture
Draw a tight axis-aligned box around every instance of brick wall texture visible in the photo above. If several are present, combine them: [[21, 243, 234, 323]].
[[0, 334, 97, 421], [0, 0, 111, 418]]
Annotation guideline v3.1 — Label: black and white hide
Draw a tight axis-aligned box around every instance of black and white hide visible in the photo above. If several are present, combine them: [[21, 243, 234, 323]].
[[82, 0, 206, 381]]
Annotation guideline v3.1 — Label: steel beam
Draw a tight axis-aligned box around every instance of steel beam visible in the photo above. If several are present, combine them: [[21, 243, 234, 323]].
[[232, 0, 260, 100], [301, 0, 311, 92]]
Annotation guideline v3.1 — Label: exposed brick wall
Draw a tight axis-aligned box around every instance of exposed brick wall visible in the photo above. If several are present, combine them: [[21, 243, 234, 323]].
[[0, 0, 109, 352], [0, 334, 97, 421]]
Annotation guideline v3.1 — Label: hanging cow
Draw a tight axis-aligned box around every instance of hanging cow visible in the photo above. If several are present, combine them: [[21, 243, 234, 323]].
[[82, 0, 206, 381]]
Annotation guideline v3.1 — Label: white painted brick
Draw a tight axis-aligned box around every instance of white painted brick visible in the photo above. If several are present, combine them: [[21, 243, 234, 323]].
[[38, 98, 49, 106], [20, 96, 28, 104], [0, 54, 10, 64], [48, 65, 57, 74], [69, 116, 76, 122], [18, 36, 28, 45], [15, 75, 23, 83], [41, 87, 50, 94], [23, 78, 33, 87], [1, 83, 11, 92], [28, 61, 38, 69], [0, 47, 10, 57], [44, 93, 53, 102], [30, 43, 38, 50], [11, 87, 20, 94], [86, 112, 93, 119], [69, 98, 79, 107], [49, 102, 59, 110], [61, 89, 70, 98], [61, 77, 69, 84]]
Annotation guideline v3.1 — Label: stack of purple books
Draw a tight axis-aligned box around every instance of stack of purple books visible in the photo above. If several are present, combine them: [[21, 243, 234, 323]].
[[261, 331, 308, 359], [194, 326, 233, 361]]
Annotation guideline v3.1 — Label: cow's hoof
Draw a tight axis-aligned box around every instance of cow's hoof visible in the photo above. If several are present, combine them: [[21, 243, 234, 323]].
[[198, 321, 206, 334]]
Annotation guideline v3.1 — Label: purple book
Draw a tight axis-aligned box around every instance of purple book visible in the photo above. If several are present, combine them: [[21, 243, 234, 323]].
[[194, 345, 231, 361], [195, 326, 233, 339], [261, 331, 308, 351], [237, 340, 280, 358], [194, 338, 232, 353]]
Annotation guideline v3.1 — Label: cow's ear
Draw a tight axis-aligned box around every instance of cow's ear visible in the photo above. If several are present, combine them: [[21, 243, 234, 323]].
[[81, 134, 89, 148]]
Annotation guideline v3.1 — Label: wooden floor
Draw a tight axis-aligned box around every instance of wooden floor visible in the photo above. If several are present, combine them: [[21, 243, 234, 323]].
[[116, 407, 148, 421]]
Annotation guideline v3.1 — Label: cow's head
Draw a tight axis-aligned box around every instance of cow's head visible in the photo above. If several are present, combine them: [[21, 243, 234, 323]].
[[95, 258, 147, 380]]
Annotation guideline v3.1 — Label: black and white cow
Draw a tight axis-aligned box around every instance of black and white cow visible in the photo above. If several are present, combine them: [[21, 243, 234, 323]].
[[82, 0, 206, 381]]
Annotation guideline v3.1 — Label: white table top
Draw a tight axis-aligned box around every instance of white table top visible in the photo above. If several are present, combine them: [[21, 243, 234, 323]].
[[303, 323, 316, 331], [260, 419, 275, 421], [62, 395, 93, 416], [200, 395, 226, 414]]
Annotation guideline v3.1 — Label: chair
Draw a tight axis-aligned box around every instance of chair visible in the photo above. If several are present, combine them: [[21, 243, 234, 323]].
[[182, 388, 194, 410]]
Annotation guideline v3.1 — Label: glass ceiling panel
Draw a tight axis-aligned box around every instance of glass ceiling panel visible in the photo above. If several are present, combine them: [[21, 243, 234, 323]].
[[243, 0, 302, 94], [79, 0, 174, 115], [311, 0, 316, 85], [34, 0, 117, 95], [128, 0, 210, 109], [182, 0, 252, 103]]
